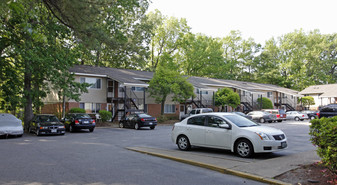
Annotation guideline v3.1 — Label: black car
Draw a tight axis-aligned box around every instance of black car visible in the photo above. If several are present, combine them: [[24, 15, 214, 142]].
[[318, 104, 337, 119], [29, 114, 65, 136], [119, 113, 157, 130], [63, 113, 96, 132], [301, 110, 319, 120]]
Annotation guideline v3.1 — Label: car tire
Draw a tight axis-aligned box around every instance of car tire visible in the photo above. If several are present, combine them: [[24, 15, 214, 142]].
[[119, 122, 124, 128], [177, 135, 191, 151], [235, 139, 253, 158], [277, 120, 283, 122], [134, 123, 139, 130], [295, 117, 300, 121], [69, 125, 74, 132], [150, 126, 155, 130], [259, 118, 265, 123], [89, 128, 94, 132], [268, 121, 272, 123], [310, 116, 315, 120]]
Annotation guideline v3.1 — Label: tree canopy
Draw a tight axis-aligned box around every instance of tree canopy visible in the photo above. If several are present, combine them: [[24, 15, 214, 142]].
[[215, 88, 240, 111]]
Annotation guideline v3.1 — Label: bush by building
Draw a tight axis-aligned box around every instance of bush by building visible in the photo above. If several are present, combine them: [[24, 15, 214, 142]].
[[309, 117, 337, 175]]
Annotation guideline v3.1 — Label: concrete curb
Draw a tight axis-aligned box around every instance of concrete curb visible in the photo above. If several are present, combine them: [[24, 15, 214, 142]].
[[126, 147, 291, 185]]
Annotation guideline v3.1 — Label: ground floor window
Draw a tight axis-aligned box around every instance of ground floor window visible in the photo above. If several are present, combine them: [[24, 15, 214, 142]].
[[164, 104, 176, 114], [79, 103, 101, 113]]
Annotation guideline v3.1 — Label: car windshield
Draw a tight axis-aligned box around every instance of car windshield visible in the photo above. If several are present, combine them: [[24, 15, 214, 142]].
[[39, 115, 59, 122], [223, 115, 259, 127], [75, 114, 91, 119], [138, 114, 151, 118]]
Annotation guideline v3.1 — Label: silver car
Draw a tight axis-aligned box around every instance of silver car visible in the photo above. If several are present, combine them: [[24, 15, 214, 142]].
[[286, 111, 309, 121], [247, 111, 277, 123], [0, 113, 24, 138]]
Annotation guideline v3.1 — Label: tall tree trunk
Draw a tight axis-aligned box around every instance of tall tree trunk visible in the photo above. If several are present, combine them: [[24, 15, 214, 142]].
[[23, 62, 34, 131], [160, 96, 166, 115]]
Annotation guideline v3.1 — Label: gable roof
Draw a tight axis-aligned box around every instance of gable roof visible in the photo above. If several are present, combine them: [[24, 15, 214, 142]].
[[70, 65, 153, 87], [70, 65, 299, 96], [300, 84, 337, 98]]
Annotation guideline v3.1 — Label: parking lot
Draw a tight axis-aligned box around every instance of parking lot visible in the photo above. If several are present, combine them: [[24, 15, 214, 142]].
[[0, 120, 316, 185]]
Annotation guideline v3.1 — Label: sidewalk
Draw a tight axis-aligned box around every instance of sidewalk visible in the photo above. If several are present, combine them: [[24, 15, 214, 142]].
[[126, 147, 320, 185]]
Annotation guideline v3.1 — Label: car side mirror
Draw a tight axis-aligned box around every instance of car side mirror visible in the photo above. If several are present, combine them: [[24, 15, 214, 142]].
[[219, 124, 230, 129]]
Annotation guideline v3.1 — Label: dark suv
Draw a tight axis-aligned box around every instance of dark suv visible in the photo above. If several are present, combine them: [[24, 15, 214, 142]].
[[318, 104, 337, 118]]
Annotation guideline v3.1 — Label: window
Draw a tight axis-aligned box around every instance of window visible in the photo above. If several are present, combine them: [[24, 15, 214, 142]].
[[207, 116, 226, 127], [187, 116, 206, 126], [80, 103, 101, 113], [196, 89, 208, 94], [80, 77, 101, 89], [131, 86, 145, 92], [267, 92, 272, 98], [164, 104, 176, 114]]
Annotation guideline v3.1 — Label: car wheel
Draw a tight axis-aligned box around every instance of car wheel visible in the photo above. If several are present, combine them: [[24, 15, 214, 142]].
[[277, 120, 283, 122], [295, 117, 300, 121], [300, 119, 304, 121], [89, 128, 94, 132], [119, 122, 124, 128], [150, 126, 155, 130], [177, 135, 191, 151], [310, 116, 315, 120], [69, 125, 74, 132], [259, 118, 265, 123], [235, 139, 253, 158], [36, 129, 40, 136], [134, 123, 139, 130], [268, 121, 272, 123]]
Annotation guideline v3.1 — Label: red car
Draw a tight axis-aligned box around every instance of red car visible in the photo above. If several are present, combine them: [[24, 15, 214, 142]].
[[263, 109, 287, 122]]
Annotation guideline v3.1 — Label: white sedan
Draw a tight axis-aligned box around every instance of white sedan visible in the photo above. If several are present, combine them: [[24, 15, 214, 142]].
[[171, 113, 287, 158]]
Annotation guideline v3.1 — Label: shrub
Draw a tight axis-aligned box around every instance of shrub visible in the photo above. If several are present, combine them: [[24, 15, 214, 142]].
[[157, 115, 168, 123], [99, 110, 112, 122], [256, 97, 273, 109], [309, 117, 337, 175], [69, 108, 86, 113]]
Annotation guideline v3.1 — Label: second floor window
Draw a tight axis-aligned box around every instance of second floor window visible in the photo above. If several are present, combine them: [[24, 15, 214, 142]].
[[80, 77, 101, 89]]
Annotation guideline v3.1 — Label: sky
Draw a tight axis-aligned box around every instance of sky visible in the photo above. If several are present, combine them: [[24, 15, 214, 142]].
[[147, 0, 337, 44]]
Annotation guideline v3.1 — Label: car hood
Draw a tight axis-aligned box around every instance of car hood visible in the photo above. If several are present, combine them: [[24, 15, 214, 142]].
[[242, 125, 284, 135], [39, 122, 63, 126]]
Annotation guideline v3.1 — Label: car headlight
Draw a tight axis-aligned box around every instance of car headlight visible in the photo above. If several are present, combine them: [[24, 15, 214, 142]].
[[255, 132, 272, 140]]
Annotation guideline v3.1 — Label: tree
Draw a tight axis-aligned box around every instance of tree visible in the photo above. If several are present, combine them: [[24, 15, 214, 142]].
[[301, 96, 315, 109], [1, 0, 150, 128], [215, 88, 240, 111], [146, 10, 190, 71], [178, 33, 224, 77], [148, 66, 195, 115], [256, 97, 274, 109]]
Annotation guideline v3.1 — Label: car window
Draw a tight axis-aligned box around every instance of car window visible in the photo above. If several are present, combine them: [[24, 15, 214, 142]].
[[203, 108, 213, 113], [138, 114, 151, 118], [196, 110, 201, 114], [223, 115, 258, 127], [38, 115, 59, 122], [190, 110, 196, 114], [187, 116, 206, 126], [207, 116, 227, 127], [279, 109, 285, 114], [321, 107, 336, 112], [75, 114, 91, 119]]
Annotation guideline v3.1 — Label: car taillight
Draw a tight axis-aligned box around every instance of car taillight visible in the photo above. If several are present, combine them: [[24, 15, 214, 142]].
[[317, 113, 320, 118], [92, 120, 96, 123], [276, 114, 280, 118], [141, 118, 145, 122], [302, 115, 304, 117], [75, 120, 79, 124]]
